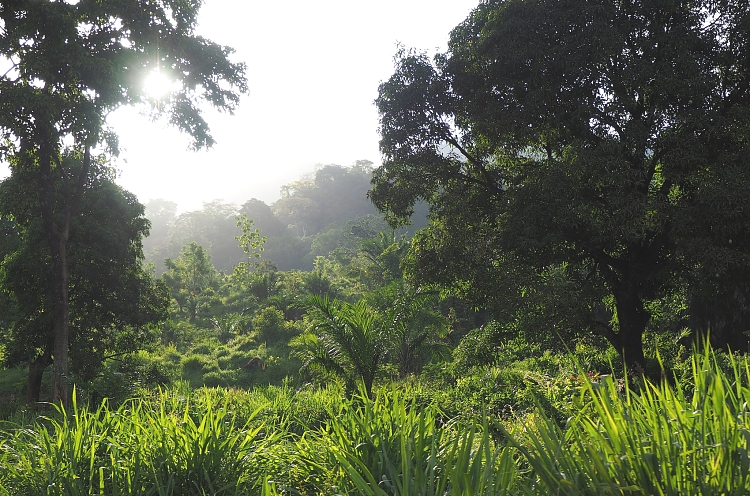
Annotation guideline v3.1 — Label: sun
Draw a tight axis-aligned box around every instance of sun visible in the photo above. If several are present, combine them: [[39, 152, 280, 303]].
[[143, 69, 176, 98]]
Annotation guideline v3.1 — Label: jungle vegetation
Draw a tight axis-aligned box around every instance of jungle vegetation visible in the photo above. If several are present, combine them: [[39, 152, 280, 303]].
[[2, 0, 750, 494]]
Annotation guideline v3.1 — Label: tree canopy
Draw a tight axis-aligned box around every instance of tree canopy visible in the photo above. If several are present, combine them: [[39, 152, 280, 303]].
[[370, 0, 750, 368], [0, 158, 168, 403], [0, 0, 247, 403]]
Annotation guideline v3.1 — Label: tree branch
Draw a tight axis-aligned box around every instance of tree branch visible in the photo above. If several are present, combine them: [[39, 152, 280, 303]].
[[442, 135, 503, 195]]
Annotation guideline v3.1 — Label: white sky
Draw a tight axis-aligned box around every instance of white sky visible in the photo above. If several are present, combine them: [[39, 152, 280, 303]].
[[107, 0, 479, 213]]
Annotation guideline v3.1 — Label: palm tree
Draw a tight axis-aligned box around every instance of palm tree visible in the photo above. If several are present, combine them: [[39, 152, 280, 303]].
[[385, 284, 448, 378], [292, 294, 385, 398]]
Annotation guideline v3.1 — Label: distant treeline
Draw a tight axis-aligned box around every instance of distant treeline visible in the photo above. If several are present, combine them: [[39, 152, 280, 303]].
[[143, 161, 428, 274]]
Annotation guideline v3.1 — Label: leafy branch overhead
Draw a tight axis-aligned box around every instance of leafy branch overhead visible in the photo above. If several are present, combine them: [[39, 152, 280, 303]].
[[0, 0, 248, 151]]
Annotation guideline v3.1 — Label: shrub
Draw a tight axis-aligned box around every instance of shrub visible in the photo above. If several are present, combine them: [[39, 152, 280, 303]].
[[202, 369, 238, 387], [253, 306, 289, 345], [180, 354, 207, 374]]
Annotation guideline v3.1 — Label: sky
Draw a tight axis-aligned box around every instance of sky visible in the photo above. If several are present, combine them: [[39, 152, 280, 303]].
[[106, 0, 479, 213]]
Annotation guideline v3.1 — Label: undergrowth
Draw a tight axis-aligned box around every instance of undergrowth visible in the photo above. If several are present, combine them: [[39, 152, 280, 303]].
[[2, 348, 750, 495]]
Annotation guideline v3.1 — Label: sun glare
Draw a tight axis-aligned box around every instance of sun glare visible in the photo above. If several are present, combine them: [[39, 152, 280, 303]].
[[144, 70, 176, 98]]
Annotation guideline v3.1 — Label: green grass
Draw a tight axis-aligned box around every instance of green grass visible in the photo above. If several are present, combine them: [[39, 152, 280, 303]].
[[298, 388, 519, 495], [3, 347, 750, 495], [501, 347, 750, 495], [0, 388, 276, 496]]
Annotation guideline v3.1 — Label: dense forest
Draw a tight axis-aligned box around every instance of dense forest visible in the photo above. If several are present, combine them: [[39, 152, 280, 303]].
[[2, 0, 750, 494]]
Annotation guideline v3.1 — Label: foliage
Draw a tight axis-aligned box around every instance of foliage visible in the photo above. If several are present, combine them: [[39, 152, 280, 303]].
[[232, 214, 267, 283], [142, 162, 409, 273], [0, 365, 26, 419], [301, 257, 339, 298], [0, 160, 168, 403], [274, 162, 379, 238], [253, 306, 296, 346], [0, 0, 247, 405], [5, 347, 750, 494], [371, 0, 750, 369], [0, 388, 275, 496], [283, 388, 518, 496], [163, 242, 218, 324], [156, 201, 245, 274], [210, 312, 249, 343], [367, 281, 450, 377], [499, 347, 750, 495], [292, 294, 387, 397]]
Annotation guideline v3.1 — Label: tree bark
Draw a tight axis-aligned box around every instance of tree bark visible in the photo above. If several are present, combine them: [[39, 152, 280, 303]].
[[611, 280, 648, 372], [37, 140, 70, 407], [26, 353, 53, 405], [51, 235, 71, 405]]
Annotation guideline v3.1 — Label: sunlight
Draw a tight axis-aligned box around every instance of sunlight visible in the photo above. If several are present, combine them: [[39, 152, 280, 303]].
[[143, 69, 176, 99]]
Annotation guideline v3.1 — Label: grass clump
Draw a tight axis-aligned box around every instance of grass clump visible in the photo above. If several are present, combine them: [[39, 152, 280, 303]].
[[269, 387, 519, 495], [0, 388, 275, 496], [501, 347, 750, 495]]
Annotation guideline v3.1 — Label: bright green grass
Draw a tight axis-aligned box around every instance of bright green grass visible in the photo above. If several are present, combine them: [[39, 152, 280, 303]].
[[3, 348, 750, 495], [0, 388, 277, 496], [501, 347, 750, 495]]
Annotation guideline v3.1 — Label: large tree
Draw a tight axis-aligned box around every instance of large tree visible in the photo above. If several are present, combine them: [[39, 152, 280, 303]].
[[370, 0, 750, 368], [0, 0, 246, 403], [0, 156, 169, 404]]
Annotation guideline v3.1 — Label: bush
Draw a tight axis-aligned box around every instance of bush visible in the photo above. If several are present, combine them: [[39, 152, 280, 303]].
[[180, 354, 207, 374], [253, 306, 289, 345], [217, 349, 253, 370], [202, 369, 238, 387]]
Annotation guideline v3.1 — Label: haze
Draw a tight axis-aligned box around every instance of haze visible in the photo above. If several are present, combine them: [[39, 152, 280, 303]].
[[108, 0, 479, 213]]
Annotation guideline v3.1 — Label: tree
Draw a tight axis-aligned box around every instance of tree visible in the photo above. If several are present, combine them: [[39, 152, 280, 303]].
[[0, 0, 246, 403], [252, 306, 290, 345], [273, 163, 380, 240], [362, 281, 448, 378], [370, 0, 750, 369], [143, 198, 178, 272], [292, 295, 386, 398], [240, 199, 286, 237], [164, 201, 244, 272], [163, 242, 217, 324], [232, 214, 266, 281], [0, 157, 168, 403]]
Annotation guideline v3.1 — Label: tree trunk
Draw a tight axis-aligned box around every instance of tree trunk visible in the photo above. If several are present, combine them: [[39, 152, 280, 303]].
[[612, 281, 648, 372], [26, 353, 53, 405], [35, 138, 70, 407], [35, 134, 91, 408], [189, 296, 197, 323], [51, 236, 71, 405]]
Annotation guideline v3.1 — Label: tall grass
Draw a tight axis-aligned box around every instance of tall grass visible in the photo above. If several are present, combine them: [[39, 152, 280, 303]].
[[503, 347, 750, 495], [4, 348, 750, 495], [277, 388, 519, 495], [0, 388, 275, 496]]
